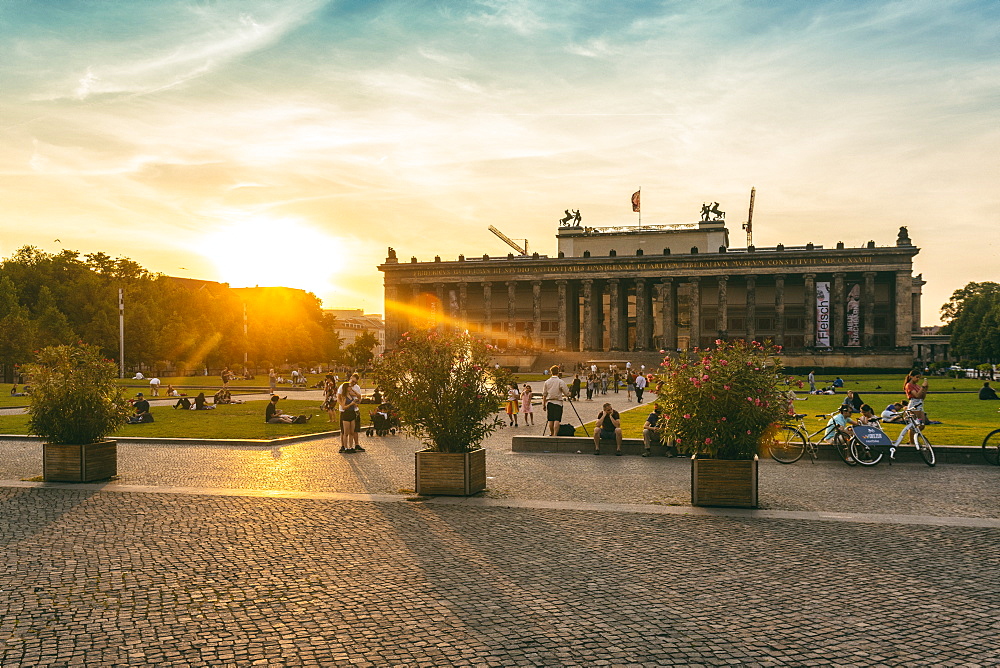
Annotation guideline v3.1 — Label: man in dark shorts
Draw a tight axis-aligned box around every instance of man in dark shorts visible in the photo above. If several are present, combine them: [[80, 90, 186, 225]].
[[541, 365, 571, 436], [593, 403, 623, 455]]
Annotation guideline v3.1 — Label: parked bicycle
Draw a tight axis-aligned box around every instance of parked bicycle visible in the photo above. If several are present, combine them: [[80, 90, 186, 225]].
[[983, 428, 1000, 466], [849, 409, 936, 467], [770, 413, 856, 465]]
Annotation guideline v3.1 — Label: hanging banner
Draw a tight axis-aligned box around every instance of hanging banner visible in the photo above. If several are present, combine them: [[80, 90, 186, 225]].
[[846, 284, 861, 346], [815, 281, 831, 348]]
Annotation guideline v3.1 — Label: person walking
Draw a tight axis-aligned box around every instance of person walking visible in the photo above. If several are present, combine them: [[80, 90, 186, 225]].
[[322, 373, 338, 422], [541, 365, 571, 436], [505, 382, 520, 427], [808, 370, 816, 393], [626, 372, 635, 401], [634, 373, 647, 403], [570, 374, 581, 402], [585, 373, 595, 401]]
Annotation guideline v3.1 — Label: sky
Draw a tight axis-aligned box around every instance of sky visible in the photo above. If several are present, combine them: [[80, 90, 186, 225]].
[[2, 0, 998, 324]]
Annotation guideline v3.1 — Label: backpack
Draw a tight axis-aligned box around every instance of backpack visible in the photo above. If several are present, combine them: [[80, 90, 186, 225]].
[[557, 424, 577, 437]]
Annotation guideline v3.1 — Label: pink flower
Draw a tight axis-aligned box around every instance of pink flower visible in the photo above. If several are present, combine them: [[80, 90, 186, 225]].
[[747, 397, 754, 402], [721, 416, 727, 421], [723, 385, 730, 390], [659, 349, 666, 354], [720, 360, 729, 367], [704, 438, 713, 445], [683, 414, 692, 419], [747, 430, 752, 434], [702, 374, 709, 381], [715, 339, 722, 345]]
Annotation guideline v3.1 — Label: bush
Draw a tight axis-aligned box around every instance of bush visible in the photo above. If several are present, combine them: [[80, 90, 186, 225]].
[[25, 343, 132, 445], [372, 329, 510, 453], [654, 339, 790, 460]]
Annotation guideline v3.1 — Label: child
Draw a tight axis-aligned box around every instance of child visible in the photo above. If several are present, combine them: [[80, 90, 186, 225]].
[[506, 382, 520, 427], [520, 384, 534, 426]]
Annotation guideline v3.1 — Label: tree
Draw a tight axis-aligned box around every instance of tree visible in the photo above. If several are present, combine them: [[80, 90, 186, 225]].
[[345, 331, 379, 369], [941, 282, 1000, 363]]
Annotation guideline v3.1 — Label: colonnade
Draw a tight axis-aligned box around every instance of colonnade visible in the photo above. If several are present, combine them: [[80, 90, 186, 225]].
[[386, 269, 915, 353]]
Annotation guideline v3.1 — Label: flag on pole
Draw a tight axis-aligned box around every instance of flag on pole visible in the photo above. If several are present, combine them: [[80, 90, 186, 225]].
[[631, 190, 641, 212]]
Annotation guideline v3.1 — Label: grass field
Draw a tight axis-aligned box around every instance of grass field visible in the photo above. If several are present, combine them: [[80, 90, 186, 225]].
[[0, 400, 382, 441], [608, 390, 1000, 447]]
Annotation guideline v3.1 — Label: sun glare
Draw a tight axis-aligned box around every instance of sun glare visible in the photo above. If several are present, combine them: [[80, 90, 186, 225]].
[[200, 215, 340, 298]]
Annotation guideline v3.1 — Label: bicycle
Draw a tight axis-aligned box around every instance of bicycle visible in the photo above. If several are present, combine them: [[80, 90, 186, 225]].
[[982, 428, 1000, 466], [849, 409, 936, 467], [770, 413, 856, 465]]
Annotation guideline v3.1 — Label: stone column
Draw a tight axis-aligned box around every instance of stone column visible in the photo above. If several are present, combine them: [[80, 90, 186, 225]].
[[774, 275, 786, 347], [635, 277, 649, 351], [582, 279, 595, 351], [895, 271, 913, 348], [832, 273, 845, 348], [689, 277, 701, 350], [531, 280, 542, 349], [506, 281, 517, 347], [482, 282, 492, 339], [660, 278, 676, 351], [863, 272, 876, 348], [384, 283, 401, 348], [912, 275, 924, 334], [804, 273, 816, 348], [717, 275, 729, 340], [745, 276, 757, 342], [556, 280, 568, 350], [458, 281, 468, 332], [608, 279, 622, 351], [435, 282, 445, 333]]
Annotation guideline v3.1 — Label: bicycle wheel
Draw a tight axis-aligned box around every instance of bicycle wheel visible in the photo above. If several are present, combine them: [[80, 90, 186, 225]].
[[770, 426, 806, 464], [913, 429, 936, 467], [833, 433, 857, 465], [982, 429, 1000, 466], [850, 436, 883, 466]]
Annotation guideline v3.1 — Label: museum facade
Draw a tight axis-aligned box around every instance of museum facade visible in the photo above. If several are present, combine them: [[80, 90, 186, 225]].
[[379, 220, 923, 369]]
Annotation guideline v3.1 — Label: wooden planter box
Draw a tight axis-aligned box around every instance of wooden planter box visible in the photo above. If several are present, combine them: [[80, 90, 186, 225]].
[[43, 440, 118, 482], [691, 454, 758, 508], [415, 448, 487, 496]]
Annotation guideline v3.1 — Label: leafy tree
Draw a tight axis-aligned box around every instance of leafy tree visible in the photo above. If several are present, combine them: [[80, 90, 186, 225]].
[[345, 330, 379, 368], [941, 282, 1000, 362]]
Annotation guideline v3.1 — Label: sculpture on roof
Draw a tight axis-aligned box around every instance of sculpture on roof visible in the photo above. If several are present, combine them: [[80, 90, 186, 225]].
[[700, 202, 725, 221]]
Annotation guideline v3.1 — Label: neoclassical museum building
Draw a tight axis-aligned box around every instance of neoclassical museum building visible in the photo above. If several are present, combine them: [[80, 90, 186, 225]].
[[379, 218, 926, 369]]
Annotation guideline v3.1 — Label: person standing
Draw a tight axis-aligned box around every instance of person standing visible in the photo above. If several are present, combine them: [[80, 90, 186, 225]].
[[612, 368, 621, 394], [268, 368, 277, 395], [626, 372, 635, 401], [505, 382, 520, 427], [808, 370, 816, 393], [585, 373, 595, 401], [570, 374, 581, 402], [520, 384, 534, 426], [541, 365, 571, 436], [337, 380, 360, 452], [221, 367, 232, 389], [148, 376, 161, 397], [322, 373, 338, 422], [634, 373, 647, 403], [904, 370, 929, 443], [348, 373, 366, 451]]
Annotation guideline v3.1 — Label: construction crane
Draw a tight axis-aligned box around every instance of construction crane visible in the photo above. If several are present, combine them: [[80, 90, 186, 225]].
[[741, 187, 756, 247], [488, 225, 528, 255]]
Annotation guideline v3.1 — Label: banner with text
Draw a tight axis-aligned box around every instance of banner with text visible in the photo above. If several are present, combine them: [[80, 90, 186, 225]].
[[847, 283, 861, 346], [816, 281, 831, 348]]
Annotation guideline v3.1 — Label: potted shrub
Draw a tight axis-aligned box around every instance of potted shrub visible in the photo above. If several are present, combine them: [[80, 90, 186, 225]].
[[25, 343, 132, 482], [372, 329, 510, 496], [655, 339, 789, 508]]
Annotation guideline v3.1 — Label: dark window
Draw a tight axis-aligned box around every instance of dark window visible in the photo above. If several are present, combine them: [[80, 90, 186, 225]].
[[636, 249, 644, 256], [583, 251, 591, 257]]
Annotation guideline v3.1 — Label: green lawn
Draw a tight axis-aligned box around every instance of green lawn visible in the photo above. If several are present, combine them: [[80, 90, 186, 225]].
[[111, 374, 376, 391], [0, 400, 381, 441], [612, 392, 1000, 447]]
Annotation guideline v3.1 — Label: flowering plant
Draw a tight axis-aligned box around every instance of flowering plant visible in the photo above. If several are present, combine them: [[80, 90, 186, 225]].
[[372, 329, 511, 453], [654, 339, 789, 459], [25, 343, 132, 445]]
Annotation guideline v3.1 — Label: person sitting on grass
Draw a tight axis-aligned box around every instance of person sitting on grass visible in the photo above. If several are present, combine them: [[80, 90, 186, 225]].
[[214, 388, 242, 405], [856, 404, 879, 426], [594, 402, 623, 456], [266, 395, 295, 424], [979, 382, 999, 400], [173, 396, 192, 410], [9, 385, 27, 397], [128, 393, 153, 424], [193, 392, 214, 410], [881, 402, 905, 423]]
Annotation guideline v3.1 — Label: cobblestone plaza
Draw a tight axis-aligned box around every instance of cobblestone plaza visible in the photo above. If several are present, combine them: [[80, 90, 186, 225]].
[[2, 392, 999, 666]]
